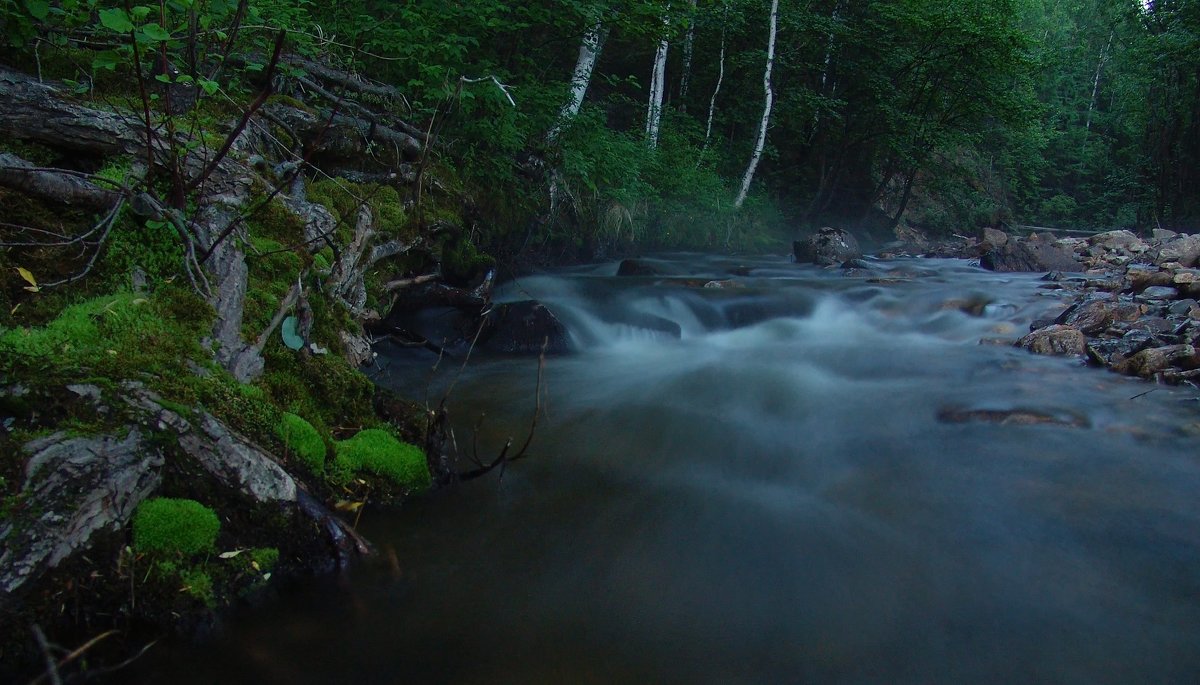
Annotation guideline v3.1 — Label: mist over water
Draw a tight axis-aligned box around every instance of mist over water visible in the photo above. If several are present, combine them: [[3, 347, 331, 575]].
[[136, 254, 1200, 684]]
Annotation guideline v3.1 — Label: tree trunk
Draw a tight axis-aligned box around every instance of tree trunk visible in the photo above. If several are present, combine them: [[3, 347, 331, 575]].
[[646, 10, 670, 150], [1084, 29, 1115, 135], [704, 10, 727, 151], [547, 21, 606, 143], [734, 0, 779, 209]]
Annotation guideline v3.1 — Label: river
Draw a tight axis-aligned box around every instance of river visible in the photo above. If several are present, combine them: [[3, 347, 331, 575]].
[[136, 253, 1200, 683]]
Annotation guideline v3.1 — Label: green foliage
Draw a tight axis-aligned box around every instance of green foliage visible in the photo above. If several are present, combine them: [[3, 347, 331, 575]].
[[276, 412, 326, 472], [132, 498, 221, 557], [334, 429, 431, 491]]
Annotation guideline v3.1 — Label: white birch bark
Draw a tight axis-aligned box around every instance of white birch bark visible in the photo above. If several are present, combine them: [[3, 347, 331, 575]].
[[703, 22, 725, 150], [734, 0, 779, 209], [547, 21, 606, 143], [645, 9, 671, 149], [1084, 30, 1115, 134]]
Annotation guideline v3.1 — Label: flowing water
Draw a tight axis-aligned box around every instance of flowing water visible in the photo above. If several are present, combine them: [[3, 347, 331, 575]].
[[137, 254, 1200, 683]]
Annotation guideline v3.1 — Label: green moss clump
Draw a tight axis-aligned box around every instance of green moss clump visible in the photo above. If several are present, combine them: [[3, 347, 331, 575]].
[[178, 566, 215, 607], [334, 429, 430, 491], [249, 547, 279, 572], [441, 237, 495, 286], [132, 498, 221, 557], [276, 412, 326, 472]]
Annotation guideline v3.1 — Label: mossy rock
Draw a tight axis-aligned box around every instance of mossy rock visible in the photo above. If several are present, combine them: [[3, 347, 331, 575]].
[[132, 498, 220, 557], [441, 237, 495, 286], [276, 412, 326, 472], [335, 429, 430, 491]]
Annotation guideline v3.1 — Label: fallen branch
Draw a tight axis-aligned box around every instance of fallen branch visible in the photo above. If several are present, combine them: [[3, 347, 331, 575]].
[[382, 273, 437, 291], [0, 153, 122, 208]]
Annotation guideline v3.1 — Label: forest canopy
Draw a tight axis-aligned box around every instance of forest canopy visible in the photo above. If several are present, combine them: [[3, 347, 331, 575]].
[[1, 0, 1198, 252]]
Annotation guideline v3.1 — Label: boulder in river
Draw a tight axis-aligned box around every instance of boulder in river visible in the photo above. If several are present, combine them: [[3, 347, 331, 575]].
[[479, 301, 570, 355], [937, 406, 1089, 428], [1116, 344, 1198, 378], [1016, 325, 1087, 356], [980, 239, 1083, 273], [793, 227, 861, 266], [1056, 298, 1143, 335]]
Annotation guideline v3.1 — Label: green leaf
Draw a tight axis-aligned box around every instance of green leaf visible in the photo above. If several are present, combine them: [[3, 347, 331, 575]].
[[198, 79, 218, 96], [139, 23, 172, 41], [281, 316, 304, 350], [130, 5, 152, 21], [98, 7, 134, 32], [91, 50, 121, 71], [25, 0, 50, 20], [154, 73, 172, 83]]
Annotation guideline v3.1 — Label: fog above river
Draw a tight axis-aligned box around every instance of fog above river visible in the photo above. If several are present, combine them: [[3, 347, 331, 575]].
[[138, 254, 1200, 684]]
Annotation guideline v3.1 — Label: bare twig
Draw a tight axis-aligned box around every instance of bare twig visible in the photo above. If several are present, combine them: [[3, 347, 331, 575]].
[[185, 29, 286, 193], [30, 625, 62, 685]]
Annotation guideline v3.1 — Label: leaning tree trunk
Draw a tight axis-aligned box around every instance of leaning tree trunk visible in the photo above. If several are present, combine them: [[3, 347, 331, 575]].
[[734, 0, 779, 209], [548, 21, 606, 143], [645, 11, 671, 150]]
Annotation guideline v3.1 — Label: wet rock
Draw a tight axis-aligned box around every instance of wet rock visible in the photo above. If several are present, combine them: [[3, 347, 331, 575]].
[[980, 239, 1083, 273], [1139, 286, 1180, 301], [936, 406, 1089, 428], [617, 259, 667, 277], [1168, 298, 1200, 318], [1153, 233, 1200, 267], [479, 300, 570, 354], [1056, 298, 1143, 334], [1088, 229, 1147, 254], [1016, 325, 1087, 356], [793, 227, 861, 266], [1126, 265, 1174, 292], [981, 227, 1009, 250], [1152, 228, 1178, 240], [1116, 344, 1198, 378], [1085, 334, 1149, 368]]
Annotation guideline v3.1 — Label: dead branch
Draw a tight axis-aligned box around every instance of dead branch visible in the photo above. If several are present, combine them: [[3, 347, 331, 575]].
[[0, 153, 123, 208], [383, 273, 438, 291], [185, 29, 286, 193], [368, 235, 419, 265], [39, 199, 125, 289]]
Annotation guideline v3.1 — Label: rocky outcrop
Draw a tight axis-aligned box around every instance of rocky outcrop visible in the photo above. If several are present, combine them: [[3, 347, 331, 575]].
[[980, 238, 1083, 273], [0, 431, 163, 598], [794, 227, 862, 266]]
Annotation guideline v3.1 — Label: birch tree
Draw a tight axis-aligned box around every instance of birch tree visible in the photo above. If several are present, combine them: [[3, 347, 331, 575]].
[[734, 0, 779, 208], [548, 20, 608, 143], [645, 10, 671, 149]]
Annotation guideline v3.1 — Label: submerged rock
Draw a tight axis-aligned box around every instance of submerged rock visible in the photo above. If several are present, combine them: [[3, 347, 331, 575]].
[[936, 406, 1089, 428], [793, 227, 861, 266]]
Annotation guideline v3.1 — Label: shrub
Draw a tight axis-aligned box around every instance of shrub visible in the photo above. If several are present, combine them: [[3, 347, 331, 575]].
[[276, 412, 326, 472], [335, 429, 430, 491], [132, 498, 220, 556]]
